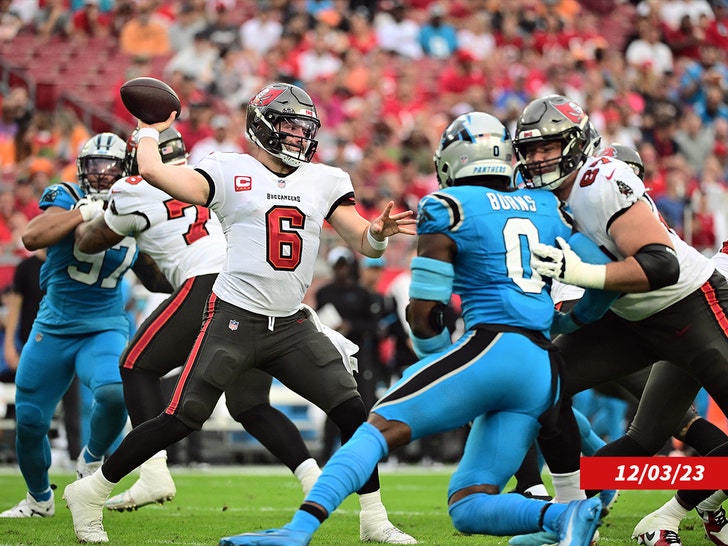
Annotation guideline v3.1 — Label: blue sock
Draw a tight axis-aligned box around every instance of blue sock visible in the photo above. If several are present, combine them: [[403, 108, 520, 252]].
[[574, 408, 605, 456], [285, 510, 320, 534], [449, 492, 564, 535], [306, 423, 388, 515], [31, 487, 52, 503]]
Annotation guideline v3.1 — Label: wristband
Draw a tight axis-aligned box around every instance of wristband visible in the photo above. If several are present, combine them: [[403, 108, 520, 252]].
[[366, 227, 388, 251], [136, 127, 160, 143]]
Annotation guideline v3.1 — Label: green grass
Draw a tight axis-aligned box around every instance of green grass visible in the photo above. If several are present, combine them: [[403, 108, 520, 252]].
[[0, 465, 713, 545]]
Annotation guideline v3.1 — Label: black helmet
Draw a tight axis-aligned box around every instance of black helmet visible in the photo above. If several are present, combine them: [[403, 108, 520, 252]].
[[246, 82, 320, 167], [125, 127, 187, 175], [596, 143, 645, 181]]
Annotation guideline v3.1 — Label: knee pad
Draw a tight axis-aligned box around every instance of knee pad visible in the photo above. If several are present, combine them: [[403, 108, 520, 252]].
[[15, 401, 49, 439], [327, 397, 367, 441], [93, 383, 126, 411]]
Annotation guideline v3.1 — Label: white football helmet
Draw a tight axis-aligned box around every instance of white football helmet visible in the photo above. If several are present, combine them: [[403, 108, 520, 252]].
[[513, 95, 601, 190], [433, 111, 514, 190], [76, 132, 127, 199]]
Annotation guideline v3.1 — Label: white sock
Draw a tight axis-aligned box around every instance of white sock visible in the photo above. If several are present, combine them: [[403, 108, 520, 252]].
[[697, 491, 728, 513], [551, 470, 586, 502], [294, 458, 321, 496], [359, 490, 387, 520], [90, 469, 117, 499]]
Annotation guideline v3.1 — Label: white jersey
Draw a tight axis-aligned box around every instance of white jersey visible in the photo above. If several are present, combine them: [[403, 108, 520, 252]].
[[566, 156, 715, 321], [105, 175, 227, 289], [196, 153, 355, 316]]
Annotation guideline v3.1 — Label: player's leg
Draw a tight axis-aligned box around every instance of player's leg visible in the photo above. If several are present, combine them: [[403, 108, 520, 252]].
[[447, 412, 600, 545], [225, 368, 321, 494], [64, 294, 244, 542], [74, 330, 128, 478], [107, 275, 215, 511], [266, 312, 415, 544], [1, 329, 74, 517]]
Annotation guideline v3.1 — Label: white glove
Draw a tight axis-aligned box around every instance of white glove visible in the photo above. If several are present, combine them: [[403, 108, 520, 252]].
[[74, 197, 105, 222], [532, 236, 607, 289]]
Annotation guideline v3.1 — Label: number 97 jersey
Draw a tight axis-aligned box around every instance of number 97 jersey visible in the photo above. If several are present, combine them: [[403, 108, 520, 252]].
[[416, 185, 573, 335]]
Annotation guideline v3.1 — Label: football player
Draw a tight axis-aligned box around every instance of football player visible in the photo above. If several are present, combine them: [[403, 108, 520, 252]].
[[64, 82, 418, 545], [1, 134, 137, 518]]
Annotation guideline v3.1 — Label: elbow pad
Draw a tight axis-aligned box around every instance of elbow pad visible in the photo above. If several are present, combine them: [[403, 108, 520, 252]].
[[633, 244, 680, 290]]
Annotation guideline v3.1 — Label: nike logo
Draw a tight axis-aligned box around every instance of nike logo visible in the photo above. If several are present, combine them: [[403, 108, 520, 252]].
[[645, 531, 656, 541], [675, 326, 689, 336], [605, 169, 616, 180]]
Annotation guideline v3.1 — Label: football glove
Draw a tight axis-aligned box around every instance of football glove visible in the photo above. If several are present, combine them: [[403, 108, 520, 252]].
[[74, 197, 105, 222], [532, 236, 607, 290]]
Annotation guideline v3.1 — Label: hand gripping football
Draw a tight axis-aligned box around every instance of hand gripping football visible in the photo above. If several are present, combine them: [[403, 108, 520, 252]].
[[120, 77, 181, 124]]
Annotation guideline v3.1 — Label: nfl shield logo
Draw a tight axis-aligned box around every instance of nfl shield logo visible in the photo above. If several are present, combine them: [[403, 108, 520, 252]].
[[228, 319, 239, 331]]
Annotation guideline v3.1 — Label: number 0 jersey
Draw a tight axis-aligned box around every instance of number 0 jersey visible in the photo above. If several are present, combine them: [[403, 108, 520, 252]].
[[105, 175, 226, 289], [416, 185, 573, 336], [195, 153, 355, 316], [567, 156, 715, 321], [35, 182, 138, 335]]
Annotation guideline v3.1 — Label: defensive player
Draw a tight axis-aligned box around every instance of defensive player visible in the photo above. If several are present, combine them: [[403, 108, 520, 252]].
[[64, 82, 418, 544], [512, 95, 728, 545], [1, 134, 135, 518], [215, 111, 606, 546]]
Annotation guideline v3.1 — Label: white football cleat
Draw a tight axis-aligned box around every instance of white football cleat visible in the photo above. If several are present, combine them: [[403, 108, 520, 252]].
[[0, 492, 55, 518], [63, 478, 109, 543], [360, 520, 418, 545], [698, 506, 728, 546], [105, 459, 176, 511]]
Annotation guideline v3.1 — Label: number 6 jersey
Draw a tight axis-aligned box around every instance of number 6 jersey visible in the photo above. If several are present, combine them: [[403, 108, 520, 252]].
[[194, 152, 355, 317]]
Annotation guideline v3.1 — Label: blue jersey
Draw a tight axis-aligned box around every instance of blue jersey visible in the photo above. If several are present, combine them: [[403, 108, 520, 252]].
[[416, 185, 572, 335], [34, 183, 138, 335]]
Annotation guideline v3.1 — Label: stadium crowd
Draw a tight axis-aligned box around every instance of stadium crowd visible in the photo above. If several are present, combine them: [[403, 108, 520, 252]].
[[0, 0, 727, 460]]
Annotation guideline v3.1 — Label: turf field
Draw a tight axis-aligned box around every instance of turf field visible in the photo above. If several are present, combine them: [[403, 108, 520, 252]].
[[0, 465, 713, 545]]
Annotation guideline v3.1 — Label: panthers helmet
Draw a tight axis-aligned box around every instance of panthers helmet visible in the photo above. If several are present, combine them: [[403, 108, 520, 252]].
[[76, 132, 127, 199], [596, 143, 645, 181], [125, 126, 187, 176], [246, 82, 320, 167], [434, 112, 514, 190], [513, 95, 601, 190]]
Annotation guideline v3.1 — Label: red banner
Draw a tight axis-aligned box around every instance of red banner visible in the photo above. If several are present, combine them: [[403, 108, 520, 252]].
[[580, 457, 728, 490]]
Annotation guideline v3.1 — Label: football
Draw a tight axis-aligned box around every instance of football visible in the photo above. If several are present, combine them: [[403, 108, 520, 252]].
[[120, 77, 181, 124]]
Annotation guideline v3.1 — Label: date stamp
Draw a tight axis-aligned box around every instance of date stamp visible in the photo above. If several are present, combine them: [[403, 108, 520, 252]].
[[580, 457, 728, 490]]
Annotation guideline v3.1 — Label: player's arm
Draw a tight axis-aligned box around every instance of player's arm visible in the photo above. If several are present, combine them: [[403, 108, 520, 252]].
[[136, 115, 209, 206], [3, 290, 21, 370], [533, 200, 678, 293], [22, 204, 99, 251], [131, 252, 174, 294], [328, 201, 416, 258], [406, 232, 456, 358], [75, 214, 124, 254]]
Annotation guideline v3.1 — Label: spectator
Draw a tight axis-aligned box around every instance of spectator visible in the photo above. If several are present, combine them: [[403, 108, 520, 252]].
[[694, 83, 728, 125], [297, 22, 342, 84], [674, 108, 716, 173], [677, 42, 728, 108], [455, 10, 495, 61], [13, 177, 40, 222], [71, 0, 112, 39], [239, 1, 282, 56], [167, 3, 208, 52], [188, 115, 242, 165], [344, 5, 378, 55], [0, 0, 23, 42], [34, 0, 72, 39], [655, 166, 690, 236], [119, 0, 171, 57], [163, 29, 218, 89], [174, 95, 214, 152], [625, 16, 675, 76], [374, 1, 423, 60], [418, 3, 458, 59]]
